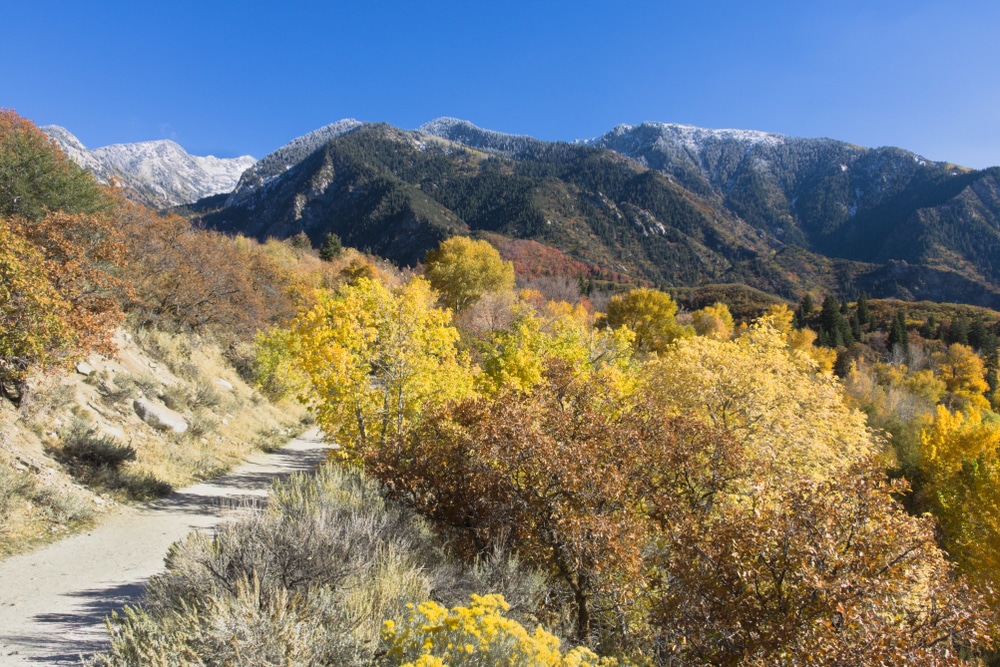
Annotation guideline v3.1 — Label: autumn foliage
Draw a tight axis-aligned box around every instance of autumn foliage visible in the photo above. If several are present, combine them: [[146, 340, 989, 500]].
[[0, 111, 126, 402], [0, 109, 338, 405], [363, 355, 990, 662]]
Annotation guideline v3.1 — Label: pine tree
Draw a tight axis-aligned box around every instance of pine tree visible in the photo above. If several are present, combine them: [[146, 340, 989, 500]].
[[819, 296, 851, 348], [850, 314, 862, 342], [920, 315, 938, 339], [969, 316, 988, 351], [888, 310, 909, 352], [948, 314, 970, 346], [319, 232, 343, 261], [856, 291, 870, 327]]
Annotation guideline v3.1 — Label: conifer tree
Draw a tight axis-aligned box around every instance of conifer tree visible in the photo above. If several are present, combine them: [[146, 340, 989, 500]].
[[888, 310, 909, 352], [819, 296, 851, 348], [921, 315, 938, 339], [969, 316, 988, 352], [856, 290, 870, 327], [794, 294, 815, 329], [319, 232, 343, 261], [948, 314, 970, 346]]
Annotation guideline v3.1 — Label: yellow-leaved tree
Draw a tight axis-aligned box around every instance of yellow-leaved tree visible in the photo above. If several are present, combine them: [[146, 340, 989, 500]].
[[603, 287, 691, 355], [933, 343, 991, 410], [645, 318, 873, 480], [424, 236, 515, 312], [477, 297, 635, 396], [918, 405, 1000, 602], [292, 276, 474, 458], [690, 301, 734, 340], [0, 218, 75, 397]]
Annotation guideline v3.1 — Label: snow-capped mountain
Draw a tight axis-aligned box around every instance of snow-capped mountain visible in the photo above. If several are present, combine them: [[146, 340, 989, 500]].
[[226, 119, 365, 205], [417, 117, 548, 159], [193, 116, 1000, 308], [42, 126, 256, 209]]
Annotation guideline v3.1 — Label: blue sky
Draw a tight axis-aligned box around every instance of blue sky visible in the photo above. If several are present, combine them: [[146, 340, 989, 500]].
[[5, 1, 1000, 167]]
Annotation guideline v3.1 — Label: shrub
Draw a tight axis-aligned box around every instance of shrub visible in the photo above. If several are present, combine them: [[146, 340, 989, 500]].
[[89, 464, 545, 667], [60, 420, 135, 467], [380, 594, 612, 667]]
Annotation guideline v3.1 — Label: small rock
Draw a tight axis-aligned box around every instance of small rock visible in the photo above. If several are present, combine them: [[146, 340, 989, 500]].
[[124, 333, 132, 341], [133, 398, 188, 434], [75, 362, 96, 376], [221, 418, 229, 425], [148, 361, 157, 369], [215, 378, 234, 392]]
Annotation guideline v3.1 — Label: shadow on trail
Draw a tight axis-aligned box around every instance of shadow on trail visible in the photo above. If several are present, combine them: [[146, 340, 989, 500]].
[[4, 582, 145, 664], [0, 430, 330, 666], [144, 440, 331, 517]]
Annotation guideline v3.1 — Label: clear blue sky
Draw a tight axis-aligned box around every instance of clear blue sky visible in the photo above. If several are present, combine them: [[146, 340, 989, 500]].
[[5, 1, 1000, 168]]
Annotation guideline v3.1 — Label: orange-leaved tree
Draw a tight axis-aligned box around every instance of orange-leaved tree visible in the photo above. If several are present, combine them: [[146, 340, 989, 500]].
[[367, 361, 657, 646], [0, 111, 126, 403], [647, 456, 991, 667]]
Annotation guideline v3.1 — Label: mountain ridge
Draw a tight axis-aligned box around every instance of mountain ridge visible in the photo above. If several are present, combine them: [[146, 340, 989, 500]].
[[188, 117, 1000, 308], [41, 125, 255, 209], [45, 114, 1000, 309]]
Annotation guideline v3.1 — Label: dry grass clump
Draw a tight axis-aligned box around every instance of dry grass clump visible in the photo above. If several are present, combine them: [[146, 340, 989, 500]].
[[88, 464, 546, 667], [51, 417, 171, 501], [0, 456, 94, 557]]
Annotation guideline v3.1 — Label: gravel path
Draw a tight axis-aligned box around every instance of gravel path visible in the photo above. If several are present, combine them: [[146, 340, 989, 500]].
[[0, 429, 329, 666]]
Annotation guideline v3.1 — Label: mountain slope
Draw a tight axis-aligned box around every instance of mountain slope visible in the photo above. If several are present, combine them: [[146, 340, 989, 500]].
[[191, 117, 1000, 308], [194, 123, 812, 288], [42, 126, 256, 209], [586, 122, 985, 261], [226, 119, 364, 205]]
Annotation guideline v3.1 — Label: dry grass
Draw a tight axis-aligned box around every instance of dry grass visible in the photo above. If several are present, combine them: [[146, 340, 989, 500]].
[[0, 455, 94, 557], [0, 325, 310, 555]]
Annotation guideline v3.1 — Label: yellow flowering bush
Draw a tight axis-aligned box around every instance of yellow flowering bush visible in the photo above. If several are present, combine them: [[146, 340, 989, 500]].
[[381, 594, 611, 667]]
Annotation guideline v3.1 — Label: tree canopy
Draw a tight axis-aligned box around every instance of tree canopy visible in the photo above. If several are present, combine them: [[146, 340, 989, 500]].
[[424, 236, 516, 312]]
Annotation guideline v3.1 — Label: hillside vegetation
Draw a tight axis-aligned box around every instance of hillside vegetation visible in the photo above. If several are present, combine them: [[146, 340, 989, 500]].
[[0, 111, 380, 555], [193, 119, 1000, 309], [93, 234, 1000, 666], [12, 108, 1000, 665]]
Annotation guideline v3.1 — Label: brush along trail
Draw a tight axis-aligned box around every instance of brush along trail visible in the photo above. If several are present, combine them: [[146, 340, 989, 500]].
[[0, 429, 329, 666]]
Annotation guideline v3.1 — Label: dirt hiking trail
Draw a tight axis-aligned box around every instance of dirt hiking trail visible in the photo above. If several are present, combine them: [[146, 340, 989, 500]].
[[0, 429, 328, 666]]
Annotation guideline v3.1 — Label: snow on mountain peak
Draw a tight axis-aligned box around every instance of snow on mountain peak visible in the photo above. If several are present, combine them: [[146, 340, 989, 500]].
[[595, 121, 787, 153], [226, 119, 365, 204], [418, 117, 546, 158], [42, 125, 255, 208]]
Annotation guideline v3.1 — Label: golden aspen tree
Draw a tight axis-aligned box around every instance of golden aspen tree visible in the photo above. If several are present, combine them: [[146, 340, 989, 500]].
[[933, 343, 990, 410], [690, 301, 734, 340], [292, 276, 474, 457], [424, 236, 515, 312], [646, 319, 873, 480], [918, 405, 1000, 601], [604, 287, 691, 355]]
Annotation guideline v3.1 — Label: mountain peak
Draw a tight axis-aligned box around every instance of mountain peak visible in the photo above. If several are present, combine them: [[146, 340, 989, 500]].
[[41, 125, 255, 208], [418, 117, 547, 158], [226, 119, 365, 204]]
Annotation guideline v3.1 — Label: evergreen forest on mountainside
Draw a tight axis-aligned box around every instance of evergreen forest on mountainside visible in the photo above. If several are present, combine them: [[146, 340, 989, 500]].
[[10, 109, 1000, 666], [189, 119, 1000, 311]]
